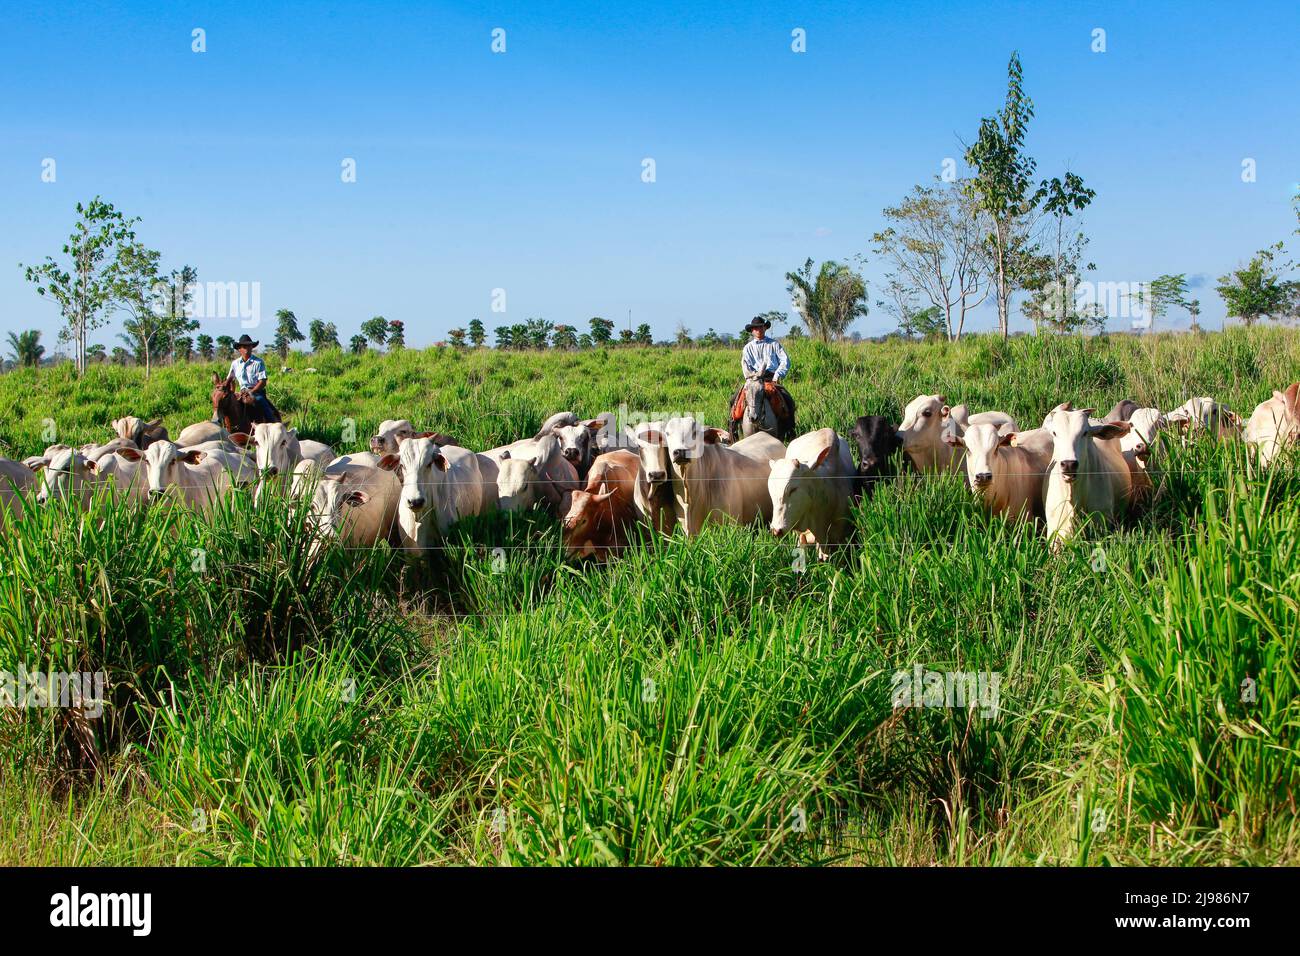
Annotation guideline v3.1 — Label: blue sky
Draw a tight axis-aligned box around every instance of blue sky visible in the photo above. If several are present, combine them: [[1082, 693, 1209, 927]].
[[2, 0, 1298, 350]]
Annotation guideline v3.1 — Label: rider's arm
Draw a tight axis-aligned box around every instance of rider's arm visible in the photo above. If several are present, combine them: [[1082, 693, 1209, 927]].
[[772, 342, 790, 381], [250, 360, 268, 393], [741, 341, 757, 378]]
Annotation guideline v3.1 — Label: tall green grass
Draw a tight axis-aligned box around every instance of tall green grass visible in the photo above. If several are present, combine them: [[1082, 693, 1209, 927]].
[[2, 328, 1298, 865]]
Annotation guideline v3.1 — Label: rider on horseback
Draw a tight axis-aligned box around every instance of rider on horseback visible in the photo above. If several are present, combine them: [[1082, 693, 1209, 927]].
[[222, 334, 279, 423], [729, 316, 796, 442]]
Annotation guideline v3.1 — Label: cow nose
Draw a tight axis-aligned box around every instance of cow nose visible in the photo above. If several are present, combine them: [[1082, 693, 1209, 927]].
[[149, 488, 166, 498], [1134, 442, 1148, 455], [35, 494, 47, 505], [671, 449, 687, 464], [1059, 459, 1078, 476], [975, 472, 993, 485], [648, 470, 666, 483], [406, 496, 425, 510], [264, 466, 278, 476], [562, 448, 579, 461], [771, 526, 785, 537], [861, 457, 878, 471], [369, 438, 383, 451]]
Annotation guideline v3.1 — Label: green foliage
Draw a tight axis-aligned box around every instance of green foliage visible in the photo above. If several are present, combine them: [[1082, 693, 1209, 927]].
[[1216, 245, 1296, 326]]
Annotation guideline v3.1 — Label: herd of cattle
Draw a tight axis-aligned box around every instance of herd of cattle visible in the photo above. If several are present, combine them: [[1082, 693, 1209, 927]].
[[3, 382, 1298, 560]]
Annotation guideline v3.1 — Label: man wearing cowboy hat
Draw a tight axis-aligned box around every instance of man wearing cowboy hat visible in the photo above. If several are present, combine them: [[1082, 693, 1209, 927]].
[[225, 334, 278, 422], [729, 315, 796, 441]]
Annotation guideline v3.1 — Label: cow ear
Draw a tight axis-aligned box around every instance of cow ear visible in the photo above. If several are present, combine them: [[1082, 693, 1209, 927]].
[[936, 395, 947, 405], [1079, 407, 1096, 418], [145, 418, 162, 429], [28, 458, 48, 472], [942, 434, 964, 447], [939, 405, 950, 418], [433, 453, 449, 472], [1284, 383, 1300, 415], [377, 454, 400, 471], [811, 444, 833, 469], [83, 458, 98, 473], [583, 419, 604, 431], [344, 491, 370, 508], [287, 427, 298, 439], [703, 428, 730, 444], [413, 431, 437, 440], [229, 432, 250, 447], [998, 432, 1016, 447], [115, 447, 142, 461], [639, 429, 664, 446], [1089, 421, 1130, 441], [182, 450, 206, 464]]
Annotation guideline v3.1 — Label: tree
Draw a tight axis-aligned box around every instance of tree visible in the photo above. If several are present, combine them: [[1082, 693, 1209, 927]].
[[468, 318, 486, 348], [308, 319, 340, 352], [964, 53, 1061, 340], [6, 330, 44, 367], [1135, 274, 1190, 333], [1187, 298, 1202, 333], [1019, 173, 1101, 334], [22, 197, 143, 374], [447, 328, 467, 348], [1216, 246, 1295, 326], [173, 336, 193, 362], [674, 322, 692, 346], [634, 322, 653, 345], [552, 324, 578, 349], [110, 346, 131, 366], [577, 333, 593, 349], [155, 265, 200, 362], [196, 334, 215, 360], [215, 335, 236, 359], [589, 316, 615, 345], [494, 326, 513, 349], [873, 180, 991, 341], [361, 316, 389, 349], [618, 328, 634, 345], [524, 318, 553, 349], [86, 343, 107, 364], [785, 258, 869, 340], [785, 324, 805, 340], [349, 334, 368, 354], [273, 309, 305, 358], [387, 320, 405, 350], [877, 277, 947, 340]]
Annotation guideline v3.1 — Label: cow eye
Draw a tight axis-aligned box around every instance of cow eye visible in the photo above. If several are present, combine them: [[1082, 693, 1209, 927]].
[[922, 410, 932, 418]]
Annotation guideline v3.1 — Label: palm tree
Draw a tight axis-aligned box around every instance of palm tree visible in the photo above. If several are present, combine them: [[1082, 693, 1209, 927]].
[[7, 329, 45, 367], [785, 258, 869, 340]]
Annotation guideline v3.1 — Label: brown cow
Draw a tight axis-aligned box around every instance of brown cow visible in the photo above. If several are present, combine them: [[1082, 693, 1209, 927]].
[[561, 450, 643, 561]]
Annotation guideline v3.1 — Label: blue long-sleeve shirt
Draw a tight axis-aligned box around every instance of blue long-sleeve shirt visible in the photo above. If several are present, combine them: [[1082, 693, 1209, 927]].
[[741, 336, 790, 380]]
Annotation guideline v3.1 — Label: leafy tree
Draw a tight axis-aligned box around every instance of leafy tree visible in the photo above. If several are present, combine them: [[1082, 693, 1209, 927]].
[[273, 309, 305, 358], [964, 53, 1092, 339], [387, 319, 405, 350], [447, 328, 467, 348], [494, 326, 513, 349], [7, 329, 45, 367], [361, 316, 389, 348], [1020, 178, 1104, 335], [86, 343, 107, 363], [349, 334, 368, 354], [785, 324, 805, 340], [196, 334, 214, 360], [674, 321, 692, 346], [468, 318, 486, 348], [155, 265, 200, 362], [173, 336, 193, 362], [1187, 298, 1202, 332], [22, 197, 144, 374], [113, 243, 164, 376], [872, 180, 990, 341], [215, 335, 236, 359], [577, 333, 593, 349], [110, 345, 130, 365], [618, 328, 634, 345], [877, 277, 946, 340], [308, 318, 340, 352], [589, 316, 615, 345], [524, 318, 553, 349], [1216, 246, 1295, 326], [635, 323, 653, 345], [552, 324, 578, 349], [785, 258, 869, 340]]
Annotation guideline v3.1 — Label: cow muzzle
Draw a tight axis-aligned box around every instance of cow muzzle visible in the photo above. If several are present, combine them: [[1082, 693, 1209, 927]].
[[562, 448, 579, 462], [405, 496, 426, 511], [973, 472, 993, 488], [647, 470, 666, 483], [1059, 460, 1078, 482]]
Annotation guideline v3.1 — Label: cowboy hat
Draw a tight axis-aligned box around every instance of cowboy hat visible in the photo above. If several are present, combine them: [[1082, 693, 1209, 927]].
[[234, 334, 259, 349], [743, 316, 772, 333]]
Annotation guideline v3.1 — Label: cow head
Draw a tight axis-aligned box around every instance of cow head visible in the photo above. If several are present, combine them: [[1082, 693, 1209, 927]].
[[896, 394, 950, 451], [378, 436, 447, 517], [371, 419, 415, 455], [252, 422, 301, 478], [33, 447, 98, 505], [947, 422, 1012, 493], [1045, 404, 1129, 485], [1120, 407, 1166, 463], [634, 421, 670, 491], [553, 418, 604, 466], [768, 444, 833, 537], [494, 445, 546, 512], [117, 441, 205, 499], [850, 415, 901, 476]]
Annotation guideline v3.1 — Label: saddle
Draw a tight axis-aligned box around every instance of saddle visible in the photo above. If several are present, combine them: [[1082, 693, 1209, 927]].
[[731, 381, 790, 421]]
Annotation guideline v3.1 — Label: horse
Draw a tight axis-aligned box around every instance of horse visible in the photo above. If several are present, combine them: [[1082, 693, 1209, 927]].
[[729, 376, 796, 443], [212, 374, 280, 434]]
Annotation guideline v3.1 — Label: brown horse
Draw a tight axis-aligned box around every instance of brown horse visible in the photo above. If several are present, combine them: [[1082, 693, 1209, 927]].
[[212, 374, 280, 434]]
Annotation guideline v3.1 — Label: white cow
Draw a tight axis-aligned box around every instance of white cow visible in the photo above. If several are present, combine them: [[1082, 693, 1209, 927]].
[[897, 394, 1016, 473], [111, 416, 167, 449], [948, 424, 1053, 521], [1164, 397, 1243, 439], [175, 421, 229, 448], [1244, 384, 1300, 468], [1042, 404, 1132, 547], [647, 417, 785, 536], [632, 421, 676, 535], [32, 446, 148, 506], [0, 457, 36, 532], [246, 422, 334, 502], [379, 439, 487, 552], [116, 440, 256, 511], [303, 455, 402, 558], [767, 428, 856, 559], [369, 420, 457, 456], [487, 433, 579, 514]]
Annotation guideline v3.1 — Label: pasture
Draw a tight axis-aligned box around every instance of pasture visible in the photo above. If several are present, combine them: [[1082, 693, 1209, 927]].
[[2, 328, 1298, 865]]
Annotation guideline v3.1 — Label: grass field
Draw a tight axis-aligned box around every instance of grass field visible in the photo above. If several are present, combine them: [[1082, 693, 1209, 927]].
[[2, 328, 1298, 865]]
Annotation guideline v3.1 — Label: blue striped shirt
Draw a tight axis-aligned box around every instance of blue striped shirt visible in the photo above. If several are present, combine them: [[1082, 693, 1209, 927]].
[[741, 337, 790, 380]]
